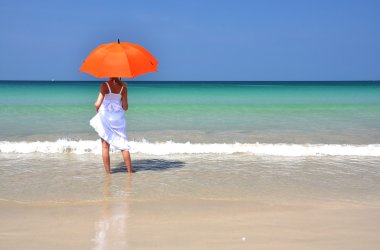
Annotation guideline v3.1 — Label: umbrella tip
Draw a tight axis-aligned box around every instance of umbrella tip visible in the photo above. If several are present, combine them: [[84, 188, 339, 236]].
[[118, 39, 120, 44]]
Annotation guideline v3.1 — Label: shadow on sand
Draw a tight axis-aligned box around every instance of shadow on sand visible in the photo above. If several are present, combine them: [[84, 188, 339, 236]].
[[111, 159, 185, 173]]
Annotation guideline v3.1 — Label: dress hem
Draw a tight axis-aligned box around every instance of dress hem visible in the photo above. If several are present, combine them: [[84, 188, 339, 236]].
[[90, 117, 131, 151]]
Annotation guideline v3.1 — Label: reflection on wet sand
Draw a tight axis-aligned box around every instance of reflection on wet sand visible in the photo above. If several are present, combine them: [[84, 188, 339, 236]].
[[92, 175, 132, 250]]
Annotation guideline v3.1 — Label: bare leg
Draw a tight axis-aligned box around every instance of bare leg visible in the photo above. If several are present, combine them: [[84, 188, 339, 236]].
[[101, 139, 111, 174], [121, 150, 132, 173]]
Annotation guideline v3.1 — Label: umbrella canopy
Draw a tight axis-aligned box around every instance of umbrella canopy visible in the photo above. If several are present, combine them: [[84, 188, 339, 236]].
[[80, 40, 158, 78]]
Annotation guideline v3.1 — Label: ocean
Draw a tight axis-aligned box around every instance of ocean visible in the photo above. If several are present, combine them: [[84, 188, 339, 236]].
[[1, 81, 380, 249], [1, 81, 380, 145], [1, 80, 380, 202]]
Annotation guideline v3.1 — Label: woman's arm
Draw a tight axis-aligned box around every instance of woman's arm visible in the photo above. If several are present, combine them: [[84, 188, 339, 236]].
[[94, 84, 106, 112], [121, 83, 128, 111]]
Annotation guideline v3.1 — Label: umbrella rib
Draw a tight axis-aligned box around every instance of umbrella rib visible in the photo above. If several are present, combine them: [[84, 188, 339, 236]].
[[122, 47, 134, 78]]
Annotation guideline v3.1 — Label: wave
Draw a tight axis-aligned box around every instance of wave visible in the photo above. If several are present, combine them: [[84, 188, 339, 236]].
[[0, 139, 380, 156]]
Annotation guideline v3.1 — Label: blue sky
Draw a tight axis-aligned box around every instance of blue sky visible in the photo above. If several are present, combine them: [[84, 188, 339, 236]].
[[0, 0, 379, 81]]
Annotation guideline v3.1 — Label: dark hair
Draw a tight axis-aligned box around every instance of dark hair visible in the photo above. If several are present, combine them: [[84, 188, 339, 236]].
[[110, 77, 124, 86]]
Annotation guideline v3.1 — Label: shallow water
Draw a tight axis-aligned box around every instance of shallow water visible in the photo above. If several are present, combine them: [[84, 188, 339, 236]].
[[1, 153, 379, 206]]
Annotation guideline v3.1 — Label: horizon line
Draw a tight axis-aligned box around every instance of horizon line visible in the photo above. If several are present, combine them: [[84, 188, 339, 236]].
[[1, 79, 380, 82]]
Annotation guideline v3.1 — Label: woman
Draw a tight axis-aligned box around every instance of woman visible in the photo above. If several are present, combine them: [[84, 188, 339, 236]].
[[90, 77, 132, 174]]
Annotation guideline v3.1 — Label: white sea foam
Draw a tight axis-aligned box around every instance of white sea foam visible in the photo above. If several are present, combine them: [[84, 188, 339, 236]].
[[0, 139, 380, 156]]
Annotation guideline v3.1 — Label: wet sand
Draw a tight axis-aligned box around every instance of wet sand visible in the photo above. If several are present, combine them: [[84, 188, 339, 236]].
[[1, 153, 380, 249], [1, 199, 380, 250]]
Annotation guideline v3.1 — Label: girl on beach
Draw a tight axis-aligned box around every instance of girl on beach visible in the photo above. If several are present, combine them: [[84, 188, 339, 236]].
[[90, 77, 132, 174]]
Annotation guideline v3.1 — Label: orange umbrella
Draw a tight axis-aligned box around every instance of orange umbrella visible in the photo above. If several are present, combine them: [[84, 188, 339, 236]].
[[80, 40, 158, 78]]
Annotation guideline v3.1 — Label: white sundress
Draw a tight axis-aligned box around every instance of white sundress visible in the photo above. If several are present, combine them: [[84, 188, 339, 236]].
[[90, 82, 130, 151]]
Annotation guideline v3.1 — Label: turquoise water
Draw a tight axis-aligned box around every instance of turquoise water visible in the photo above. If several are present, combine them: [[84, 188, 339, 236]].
[[1, 81, 380, 204], [1, 81, 380, 144]]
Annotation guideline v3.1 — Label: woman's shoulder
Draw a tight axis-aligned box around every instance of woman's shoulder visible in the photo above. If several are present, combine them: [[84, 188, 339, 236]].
[[121, 82, 127, 90], [121, 82, 127, 95], [100, 82, 108, 93]]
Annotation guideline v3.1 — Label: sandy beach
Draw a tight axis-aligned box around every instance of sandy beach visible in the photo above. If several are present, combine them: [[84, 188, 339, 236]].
[[1, 153, 380, 249], [1, 198, 380, 249]]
